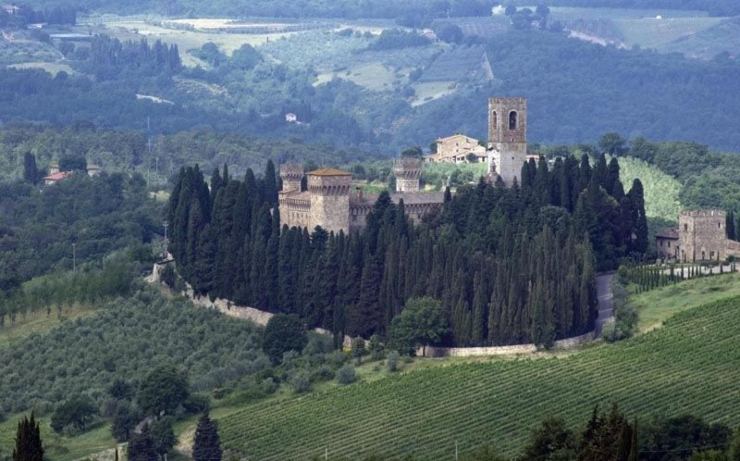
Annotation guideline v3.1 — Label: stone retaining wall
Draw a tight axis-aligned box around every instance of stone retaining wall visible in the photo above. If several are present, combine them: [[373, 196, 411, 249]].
[[150, 261, 596, 357], [418, 331, 595, 358]]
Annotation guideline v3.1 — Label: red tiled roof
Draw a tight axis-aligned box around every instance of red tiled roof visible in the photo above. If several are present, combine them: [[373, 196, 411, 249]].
[[44, 171, 72, 181], [307, 168, 351, 177]]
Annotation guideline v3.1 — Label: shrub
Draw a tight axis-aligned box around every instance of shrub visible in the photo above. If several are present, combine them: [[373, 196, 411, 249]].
[[387, 351, 400, 373], [263, 314, 308, 365], [314, 365, 335, 382], [50, 395, 97, 434], [336, 365, 357, 385], [368, 335, 384, 361], [290, 372, 312, 394], [351, 338, 366, 365]]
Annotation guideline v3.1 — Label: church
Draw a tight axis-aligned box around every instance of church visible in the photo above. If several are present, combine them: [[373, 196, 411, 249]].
[[278, 97, 530, 234]]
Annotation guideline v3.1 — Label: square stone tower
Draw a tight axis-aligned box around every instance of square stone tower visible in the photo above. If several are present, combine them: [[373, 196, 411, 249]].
[[679, 209, 727, 262], [488, 97, 527, 187], [279, 163, 304, 193], [307, 168, 352, 234], [393, 157, 422, 192]]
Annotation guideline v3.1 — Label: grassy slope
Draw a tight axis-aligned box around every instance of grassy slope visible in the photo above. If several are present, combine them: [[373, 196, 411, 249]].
[[617, 156, 682, 222], [0, 416, 115, 461], [218, 294, 740, 460], [0, 305, 96, 350], [631, 271, 740, 332]]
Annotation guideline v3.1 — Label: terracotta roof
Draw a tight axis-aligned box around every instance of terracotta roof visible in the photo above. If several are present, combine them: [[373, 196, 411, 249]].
[[391, 191, 446, 205], [43, 171, 73, 182], [656, 228, 679, 239], [307, 168, 351, 177]]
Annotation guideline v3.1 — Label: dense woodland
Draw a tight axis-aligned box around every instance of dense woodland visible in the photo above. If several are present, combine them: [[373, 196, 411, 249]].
[[168, 154, 646, 347], [0, 171, 159, 294]]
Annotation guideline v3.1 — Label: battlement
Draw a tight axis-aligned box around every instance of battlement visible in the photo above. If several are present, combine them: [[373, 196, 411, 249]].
[[680, 209, 726, 218], [307, 169, 352, 196], [393, 157, 422, 179], [280, 163, 304, 179]]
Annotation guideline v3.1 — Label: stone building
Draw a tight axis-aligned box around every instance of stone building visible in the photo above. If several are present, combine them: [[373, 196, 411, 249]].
[[279, 158, 444, 234], [487, 97, 528, 187], [656, 209, 740, 262], [427, 134, 487, 164]]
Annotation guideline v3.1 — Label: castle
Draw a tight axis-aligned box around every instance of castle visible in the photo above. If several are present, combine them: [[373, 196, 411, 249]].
[[656, 209, 740, 262], [278, 158, 445, 234], [278, 97, 530, 233]]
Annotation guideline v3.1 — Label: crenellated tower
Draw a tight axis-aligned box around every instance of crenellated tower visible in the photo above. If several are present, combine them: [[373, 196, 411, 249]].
[[280, 163, 304, 193], [307, 168, 352, 234], [487, 97, 528, 187], [393, 157, 422, 193]]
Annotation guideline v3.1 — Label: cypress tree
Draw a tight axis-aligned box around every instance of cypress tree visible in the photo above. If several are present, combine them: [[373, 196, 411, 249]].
[[22, 153, 40, 185], [726, 210, 736, 240], [628, 179, 648, 255], [192, 413, 222, 461], [13, 414, 43, 461]]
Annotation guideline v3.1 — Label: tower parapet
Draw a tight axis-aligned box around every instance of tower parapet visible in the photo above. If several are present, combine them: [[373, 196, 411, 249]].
[[488, 97, 527, 187], [280, 163, 304, 193], [307, 168, 352, 234], [393, 157, 422, 193]]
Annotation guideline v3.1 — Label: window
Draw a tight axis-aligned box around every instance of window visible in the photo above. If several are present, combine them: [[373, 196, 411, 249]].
[[509, 111, 518, 130], [668, 241, 671, 248], [684, 224, 688, 232], [492, 111, 497, 129], [710, 251, 715, 259], [718, 222, 722, 229]]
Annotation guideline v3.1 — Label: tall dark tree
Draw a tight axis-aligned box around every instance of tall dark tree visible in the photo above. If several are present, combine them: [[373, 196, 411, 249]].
[[12, 415, 43, 461], [22, 153, 40, 184], [128, 425, 158, 461], [192, 413, 222, 461]]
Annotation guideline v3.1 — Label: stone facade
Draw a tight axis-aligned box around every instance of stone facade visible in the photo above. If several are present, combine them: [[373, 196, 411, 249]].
[[393, 157, 422, 192], [487, 97, 528, 187], [427, 134, 487, 164], [656, 209, 739, 262], [279, 163, 444, 234]]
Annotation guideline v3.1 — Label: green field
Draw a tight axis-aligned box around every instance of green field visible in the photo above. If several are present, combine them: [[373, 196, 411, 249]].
[[631, 271, 740, 332], [617, 156, 682, 222], [0, 305, 96, 350], [218, 294, 740, 459]]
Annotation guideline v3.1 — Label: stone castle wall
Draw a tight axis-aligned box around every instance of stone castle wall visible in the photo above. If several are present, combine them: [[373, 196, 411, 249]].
[[418, 331, 594, 357]]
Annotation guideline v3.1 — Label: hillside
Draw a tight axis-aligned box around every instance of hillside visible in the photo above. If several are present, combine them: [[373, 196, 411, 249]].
[[218, 295, 740, 459], [616, 156, 682, 222]]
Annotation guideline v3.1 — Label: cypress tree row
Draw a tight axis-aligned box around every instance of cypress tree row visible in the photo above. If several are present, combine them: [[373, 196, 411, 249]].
[[168, 155, 645, 347]]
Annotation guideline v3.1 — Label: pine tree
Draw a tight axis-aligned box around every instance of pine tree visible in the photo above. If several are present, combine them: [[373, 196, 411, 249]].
[[13, 414, 43, 461], [193, 413, 222, 461]]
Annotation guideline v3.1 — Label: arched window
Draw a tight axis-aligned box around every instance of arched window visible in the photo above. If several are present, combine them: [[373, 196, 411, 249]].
[[491, 111, 497, 129], [509, 111, 518, 130]]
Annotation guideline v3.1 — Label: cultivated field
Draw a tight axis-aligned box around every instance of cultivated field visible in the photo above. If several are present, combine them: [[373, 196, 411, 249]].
[[218, 294, 740, 460]]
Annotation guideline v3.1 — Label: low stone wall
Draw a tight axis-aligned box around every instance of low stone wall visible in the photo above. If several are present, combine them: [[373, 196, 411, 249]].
[[418, 331, 595, 358], [149, 260, 352, 347], [150, 260, 595, 356]]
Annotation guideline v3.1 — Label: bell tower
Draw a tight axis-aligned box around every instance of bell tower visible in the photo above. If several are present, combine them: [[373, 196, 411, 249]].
[[488, 97, 527, 187]]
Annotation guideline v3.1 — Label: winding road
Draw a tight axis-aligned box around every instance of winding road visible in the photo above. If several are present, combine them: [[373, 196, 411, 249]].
[[594, 272, 615, 336]]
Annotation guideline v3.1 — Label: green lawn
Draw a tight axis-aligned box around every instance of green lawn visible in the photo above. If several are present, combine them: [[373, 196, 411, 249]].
[[0, 305, 96, 350], [0, 415, 116, 461], [630, 271, 740, 332], [617, 156, 682, 222], [217, 295, 740, 460]]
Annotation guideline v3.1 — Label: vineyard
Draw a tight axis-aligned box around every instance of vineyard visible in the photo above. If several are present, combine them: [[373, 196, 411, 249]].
[[219, 296, 740, 460]]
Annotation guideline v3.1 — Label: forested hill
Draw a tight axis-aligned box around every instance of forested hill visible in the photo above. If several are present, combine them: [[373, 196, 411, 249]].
[[403, 31, 740, 152], [168, 154, 647, 348], [3, 28, 740, 152]]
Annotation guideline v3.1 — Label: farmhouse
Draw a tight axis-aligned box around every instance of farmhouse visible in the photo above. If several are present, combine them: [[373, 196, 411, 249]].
[[427, 134, 487, 164], [656, 209, 740, 262]]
